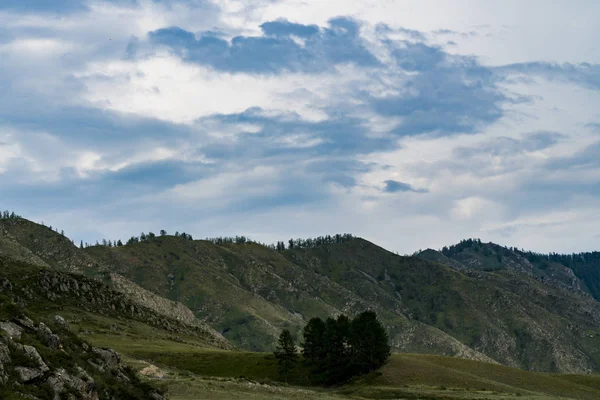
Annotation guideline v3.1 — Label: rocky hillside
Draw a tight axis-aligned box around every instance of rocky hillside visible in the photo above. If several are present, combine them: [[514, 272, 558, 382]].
[[0, 299, 164, 399], [3, 215, 600, 374], [83, 235, 494, 362], [421, 239, 586, 294], [83, 232, 600, 373], [0, 217, 230, 350], [0, 255, 231, 352]]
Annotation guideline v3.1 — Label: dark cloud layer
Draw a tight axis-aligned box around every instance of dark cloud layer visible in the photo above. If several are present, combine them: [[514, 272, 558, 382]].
[[383, 180, 428, 193], [142, 18, 380, 74]]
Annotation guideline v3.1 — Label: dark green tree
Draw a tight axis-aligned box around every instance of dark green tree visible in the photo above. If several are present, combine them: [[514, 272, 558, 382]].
[[302, 317, 326, 365], [322, 317, 351, 383], [274, 329, 297, 382], [348, 311, 391, 375], [301, 312, 390, 384]]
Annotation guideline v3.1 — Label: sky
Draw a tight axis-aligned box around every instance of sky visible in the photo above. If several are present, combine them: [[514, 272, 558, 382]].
[[1, 0, 600, 254]]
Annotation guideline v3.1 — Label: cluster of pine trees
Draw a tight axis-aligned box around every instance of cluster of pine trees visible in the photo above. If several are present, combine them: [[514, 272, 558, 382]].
[[514, 248, 600, 301], [206, 236, 250, 245], [76, 230, 356, 254], [274, 311, 390, 384], [0, 210, 20, 219], [275, 233, 354, 252], [440, 238, 600, 302], [126, 230, 193, 245], [441, 238, 483, 256]]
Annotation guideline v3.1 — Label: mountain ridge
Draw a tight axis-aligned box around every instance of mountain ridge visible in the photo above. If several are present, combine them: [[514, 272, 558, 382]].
[[3, 213, 600, 374]]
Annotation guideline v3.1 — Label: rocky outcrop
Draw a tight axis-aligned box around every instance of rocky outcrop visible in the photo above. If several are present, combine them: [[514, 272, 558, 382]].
[[0, 307, 164, 399], [5, 265, 231, 349], [0, 223, 49, 268], [109, 272, 197, 324]]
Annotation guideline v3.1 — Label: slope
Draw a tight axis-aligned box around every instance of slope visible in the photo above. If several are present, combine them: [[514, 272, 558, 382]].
[[84, 236, 480, 360], [289, 238, 600, 373], [0, 217, 229, 346], [4, 215, 600, 374]]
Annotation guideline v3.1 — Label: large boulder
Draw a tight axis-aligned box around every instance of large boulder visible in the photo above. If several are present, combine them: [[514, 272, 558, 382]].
[[15, 366, 44, 382], [38, 322, 61, 350], [23, 345, 49, 373], [0, 321, 23, 339], [91, 347, 120, 371], [15, 316, 36, 331], [54, 315, 68, 329], [46, 368, 100, 400]]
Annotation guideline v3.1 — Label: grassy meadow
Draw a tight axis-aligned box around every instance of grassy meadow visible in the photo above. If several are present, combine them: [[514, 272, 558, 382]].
[[66, 311, 600, 400]]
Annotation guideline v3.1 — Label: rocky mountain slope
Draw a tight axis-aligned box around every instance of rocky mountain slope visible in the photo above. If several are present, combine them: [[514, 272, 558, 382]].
[[84, 232, 600, 373], [3, 215, 600, 375], [0, 217, 229, 348], [0, 303, 164, 400]]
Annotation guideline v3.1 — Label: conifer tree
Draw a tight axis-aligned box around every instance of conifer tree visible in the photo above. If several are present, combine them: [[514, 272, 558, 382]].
[[302, 317, 326, 365], [348, 311, 391, 375], [274, 329, 297, 382], [301, 311, 390, 384]]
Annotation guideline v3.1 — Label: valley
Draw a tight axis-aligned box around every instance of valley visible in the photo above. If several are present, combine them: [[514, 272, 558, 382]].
[[2, 213, 600, 399]]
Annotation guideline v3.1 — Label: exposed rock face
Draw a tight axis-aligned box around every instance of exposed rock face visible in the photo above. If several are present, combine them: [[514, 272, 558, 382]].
[[0, 224, 49, 268], [38, 322, 61, 349], [54, 314, 68, 328], [15, 366, 43, 382], [0, 321, 23, 339], [47, 368, 101, 400], [0, 307, 163, 399], [23, 344, 50, 373], [0, 342, 10, 384], [109, 272, 197, 324], [23, 268, 230, 350], [91, 347, 121, 371]]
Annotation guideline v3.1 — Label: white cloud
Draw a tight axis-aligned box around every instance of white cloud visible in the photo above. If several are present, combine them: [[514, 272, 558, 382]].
[[0, 38, 74, 56], [251, 0, 600, 65], [2, 0, 600, 256], [78, 56, 373, 123]]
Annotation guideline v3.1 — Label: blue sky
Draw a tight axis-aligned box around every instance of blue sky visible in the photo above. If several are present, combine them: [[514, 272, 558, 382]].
[[1, 0, 600, 253]]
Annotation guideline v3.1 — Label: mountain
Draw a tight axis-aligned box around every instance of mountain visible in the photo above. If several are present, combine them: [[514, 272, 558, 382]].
[[2, 214, 600, 376], [82, 229, 600, 373]]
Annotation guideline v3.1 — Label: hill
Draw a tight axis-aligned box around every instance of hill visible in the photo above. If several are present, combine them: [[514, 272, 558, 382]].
[[0, 296, 164, 399], [3, 214, 600, 376], [82, 230, 600, 373]]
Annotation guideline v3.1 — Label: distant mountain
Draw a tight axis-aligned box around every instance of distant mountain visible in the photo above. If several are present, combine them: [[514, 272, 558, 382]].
[[2, 215, 600, 374]]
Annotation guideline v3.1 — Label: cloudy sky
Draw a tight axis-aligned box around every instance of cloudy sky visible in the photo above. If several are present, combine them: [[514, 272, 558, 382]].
[[1, 0, 599, 254]]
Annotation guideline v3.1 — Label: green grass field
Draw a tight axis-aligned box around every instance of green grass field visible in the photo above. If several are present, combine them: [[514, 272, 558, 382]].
[[72, 314, 600, 400], [36, 293, 600, 400]]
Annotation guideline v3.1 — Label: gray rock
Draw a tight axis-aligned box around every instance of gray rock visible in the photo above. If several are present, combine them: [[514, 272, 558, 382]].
[[0, 342, 10, 364], [39, 322, 61, 349], [0, 321, 23, 339], [54, 315, 68, 328], [92, 348, 120, 371], [15, 366, 43, 382], [16, 316, 36, 331], [0, 342, 9, 384], [46, 373, 66, 394], [46, 368, 99, 400], [24, 345, 49, 373]]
